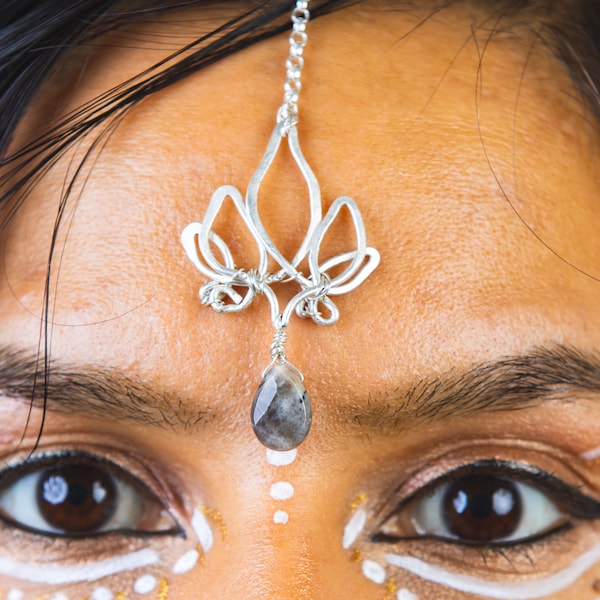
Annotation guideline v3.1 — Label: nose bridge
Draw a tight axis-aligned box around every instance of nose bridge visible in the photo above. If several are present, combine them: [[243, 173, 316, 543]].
[[189, 511, 312, 600], [197, 477, 349, 600], [243, 526, 323, 599]]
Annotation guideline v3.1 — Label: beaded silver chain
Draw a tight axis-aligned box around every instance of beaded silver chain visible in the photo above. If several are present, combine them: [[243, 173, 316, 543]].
[[278, 0, 309, 132], [181, 0, 380, 450]]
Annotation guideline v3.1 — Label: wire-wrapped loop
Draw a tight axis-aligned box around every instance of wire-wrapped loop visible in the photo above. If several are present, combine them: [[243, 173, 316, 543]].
[[270, 328, 289, 362]]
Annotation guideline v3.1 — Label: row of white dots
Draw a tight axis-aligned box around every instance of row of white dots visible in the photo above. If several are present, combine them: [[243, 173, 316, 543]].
[[266, 448, 297, 523]]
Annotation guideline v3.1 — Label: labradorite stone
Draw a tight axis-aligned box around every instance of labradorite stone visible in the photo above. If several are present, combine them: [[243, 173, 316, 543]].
[[251, 363, 312, 451]]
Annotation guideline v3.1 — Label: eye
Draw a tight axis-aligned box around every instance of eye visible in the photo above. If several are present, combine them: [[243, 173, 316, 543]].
[[375, 460, 600, 546], [409, 475, 561, 543], [0, 453, 181, 537]]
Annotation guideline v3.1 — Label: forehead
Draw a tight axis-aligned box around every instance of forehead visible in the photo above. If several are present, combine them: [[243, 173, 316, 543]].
[[1, 2, 600, 397]]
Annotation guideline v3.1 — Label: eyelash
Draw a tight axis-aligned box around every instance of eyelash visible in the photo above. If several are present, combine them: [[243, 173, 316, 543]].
[[372, 459, 600, 551], [0, 449, 183, 540]]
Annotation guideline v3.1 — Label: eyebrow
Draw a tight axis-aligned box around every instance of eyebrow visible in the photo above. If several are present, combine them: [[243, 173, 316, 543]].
[[343, 344, 600, 433], [0, 344, 598, 434], [0, 347, 208, 431]]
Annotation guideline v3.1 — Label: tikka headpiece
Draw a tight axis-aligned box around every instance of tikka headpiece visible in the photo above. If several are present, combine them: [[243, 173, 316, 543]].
[[182, 0, 380, 450]]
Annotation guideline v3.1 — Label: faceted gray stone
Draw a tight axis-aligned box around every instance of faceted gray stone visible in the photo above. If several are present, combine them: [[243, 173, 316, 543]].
[[251, 363, 312, 451]]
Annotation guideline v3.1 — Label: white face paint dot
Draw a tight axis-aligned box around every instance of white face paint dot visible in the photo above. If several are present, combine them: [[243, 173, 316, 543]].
[[273, 510, 289, 524], [49, 594, 69, 600], [397, 589, 418, 600], [362, 559, 386, 584], [91, 587, 114, 600], [173, 548, 200, 574], [343, 508, 367, 549], [192, 508, 214, 552], [266, 448, 298, 466], [7, 590, 23, 600], [134, 574, 158, 595], [581, 446, 600, 461], [270, 481, 294, 500]]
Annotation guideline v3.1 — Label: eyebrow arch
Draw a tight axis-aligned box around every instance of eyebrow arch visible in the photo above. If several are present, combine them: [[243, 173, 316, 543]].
[[345, 344, 600, 433], [0, 344, 598, 434], [0, 346, 208, 431]]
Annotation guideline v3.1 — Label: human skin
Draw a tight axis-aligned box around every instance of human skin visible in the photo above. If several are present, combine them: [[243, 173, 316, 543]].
[[1, 1, 600, 598]]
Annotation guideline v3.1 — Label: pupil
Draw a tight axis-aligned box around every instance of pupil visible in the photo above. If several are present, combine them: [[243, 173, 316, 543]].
[[442, 476, 522, 542], [37, 465, 117, 534], [470, 494, 492, 519], [68, 484, 88, 506]]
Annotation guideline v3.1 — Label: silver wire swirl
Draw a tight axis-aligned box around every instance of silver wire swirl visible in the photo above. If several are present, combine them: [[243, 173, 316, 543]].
[[181, 122, 380, 333], [181, 0, 380, 364]]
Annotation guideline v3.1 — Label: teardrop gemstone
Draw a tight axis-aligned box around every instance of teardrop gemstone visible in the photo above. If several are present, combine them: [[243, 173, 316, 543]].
[[251, 363, 312, 451]]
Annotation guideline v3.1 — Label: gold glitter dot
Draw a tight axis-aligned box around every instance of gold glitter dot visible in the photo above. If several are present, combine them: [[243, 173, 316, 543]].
[[202, 506, 227, 539], [115, 593, 127, 600], [158, 578, 170, 600], [383, 578, 398, 599], [350, 493, 366, 511], [351, 548, 362, 562]]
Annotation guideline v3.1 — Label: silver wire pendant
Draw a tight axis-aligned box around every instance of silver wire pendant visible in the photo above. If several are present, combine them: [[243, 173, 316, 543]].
[[181, 0, 380, 450]]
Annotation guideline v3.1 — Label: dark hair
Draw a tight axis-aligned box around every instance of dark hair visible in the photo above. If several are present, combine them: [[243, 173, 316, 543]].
[[0, 0, 598, 440], [0, 0, 599, 212], [0, 0, 351, 216]]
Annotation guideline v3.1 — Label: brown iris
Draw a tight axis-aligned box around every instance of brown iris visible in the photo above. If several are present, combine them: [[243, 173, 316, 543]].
[[442, 476, 522, 541], [36, 465, 117, 533]]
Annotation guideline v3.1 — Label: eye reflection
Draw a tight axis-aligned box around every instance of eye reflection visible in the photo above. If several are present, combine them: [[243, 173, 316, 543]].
[[0, 454, 180, 537]]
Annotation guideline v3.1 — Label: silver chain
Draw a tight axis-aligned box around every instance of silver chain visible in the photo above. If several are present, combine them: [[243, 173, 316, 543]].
[[277, 0, 310, 133]]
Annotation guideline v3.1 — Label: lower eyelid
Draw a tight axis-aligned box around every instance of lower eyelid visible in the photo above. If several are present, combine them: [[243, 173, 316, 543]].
[[354, 524, 600, 597], [0, 506, 216, 595], [382, 544, 600, 600]]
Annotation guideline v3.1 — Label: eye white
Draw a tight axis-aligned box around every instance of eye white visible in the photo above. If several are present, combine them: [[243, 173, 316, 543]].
[[411, 480, 562, 542]]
